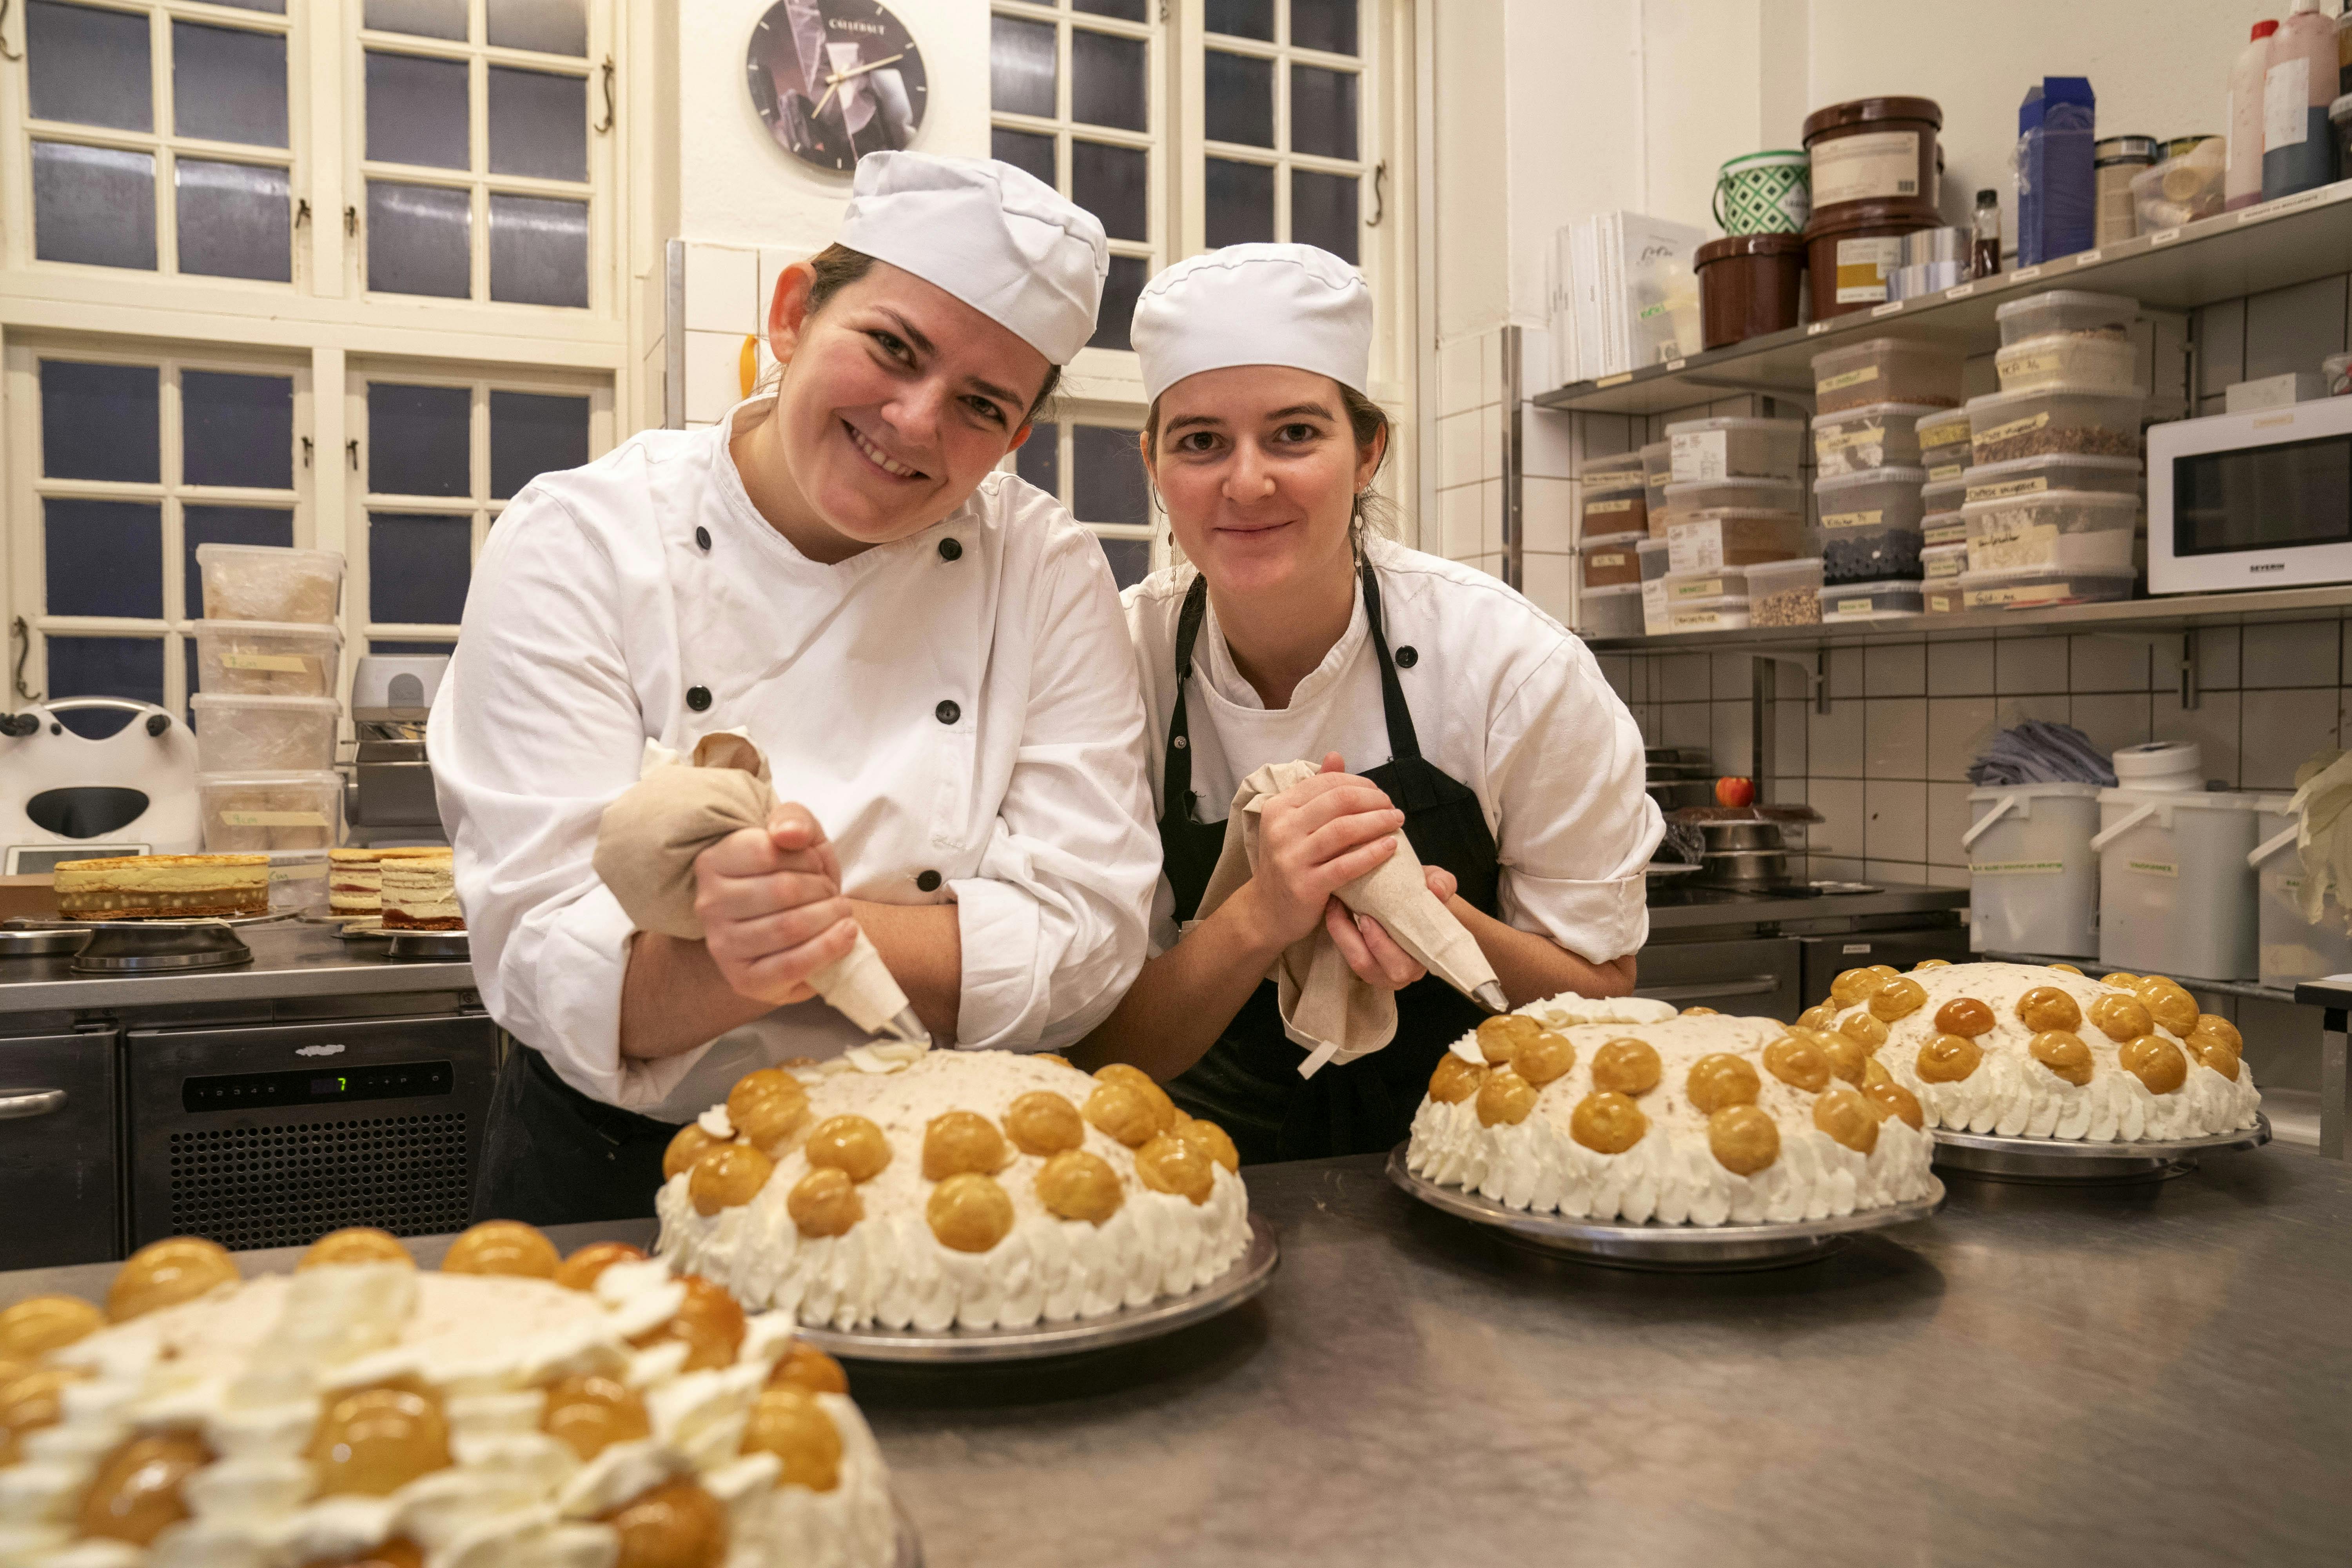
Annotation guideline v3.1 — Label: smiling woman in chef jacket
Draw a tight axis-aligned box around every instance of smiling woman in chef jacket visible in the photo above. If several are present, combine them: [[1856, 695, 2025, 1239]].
[[1077, 245, 1662, 1165], [429, 153, 1160, 1224]]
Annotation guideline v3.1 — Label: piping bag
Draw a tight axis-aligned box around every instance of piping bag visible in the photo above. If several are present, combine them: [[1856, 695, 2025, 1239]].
[[593, 730, 929, 1045], [1193, 760, 1505, 1078]]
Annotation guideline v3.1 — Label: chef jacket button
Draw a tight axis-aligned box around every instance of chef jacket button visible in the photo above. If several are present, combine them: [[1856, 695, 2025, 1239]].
[[935, 700, 960, 725], [686, 686, 712, 712], [1395, 645, 1419, 668], [938, 537, 962, 561], [1172, 735, 1187, 750], [916, 870, 942, 893], [695, 526, 711, 550]]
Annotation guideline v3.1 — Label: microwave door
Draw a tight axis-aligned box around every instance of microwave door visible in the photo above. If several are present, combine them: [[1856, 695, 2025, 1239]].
[[2150, 398, 2352, 594]]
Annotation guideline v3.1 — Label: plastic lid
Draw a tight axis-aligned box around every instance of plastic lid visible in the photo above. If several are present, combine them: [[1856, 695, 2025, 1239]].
[[1637, 537, 1672, 555], [1667, 506, 1807, 523], [1811, 402, 1946, 426], [197, 769, 344, 785], [1965, 452, 2142, 479], [2112, 740, 2200, 780], [1741, 556, 1824, 583], [192, 619, 345, 640], [1666, 593, 1751, 612], [1663, 416, 1806, 435], [1662, 477, 1804, 496], [1922, 476, 1967, 505], [1640, 440, 1670, 458], [1813, 465, 1929, 491], [1813, 335, 1960, 363], [195, 543, 345, 564], [1960, 488, 2140, 516], [1579, 582, 1645, 600], [1582, 527, 1646, 547], [1956, 562, 2138, 583], [1803, 96, 1943, 142], [1967, 384, 2149, 409], [2099, 785, 2263, 810], [1992, 289, 2138, 323], [1584, 451, 1647, 476], [1966, 780, 2104, 799], [189, 693, 341, 711]]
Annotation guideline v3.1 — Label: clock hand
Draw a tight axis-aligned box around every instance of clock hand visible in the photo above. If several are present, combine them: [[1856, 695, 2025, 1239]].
[[813, 49, 906, 116]]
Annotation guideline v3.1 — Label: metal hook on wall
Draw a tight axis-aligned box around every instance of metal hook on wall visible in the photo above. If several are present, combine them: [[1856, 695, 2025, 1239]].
[[595, 56, 615, 133], [10, 617, 40, 703], [1368, 162, 1387, 227], [0, 0, 23, 63]]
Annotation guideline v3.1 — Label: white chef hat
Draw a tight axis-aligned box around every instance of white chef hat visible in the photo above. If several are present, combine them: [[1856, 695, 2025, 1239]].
[[837, 152, 1109, 365], [1130, 244, 1372, 405]]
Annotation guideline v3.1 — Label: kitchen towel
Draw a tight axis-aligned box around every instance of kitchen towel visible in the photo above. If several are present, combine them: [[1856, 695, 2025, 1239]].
[[593, 732, 922, 1042], [2288, 748, 2352, 929], [1193, 760, 1503, 1077], [1967, 719, 2118, 787]]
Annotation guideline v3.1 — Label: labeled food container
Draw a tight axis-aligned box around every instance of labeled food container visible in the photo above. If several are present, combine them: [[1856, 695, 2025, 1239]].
[[1803, 208, 1938, 320], [1811, 336, 1964, 414], [1578, 582, 1646, 639], [1963, 490, 2139, 572], [1811, 401, 1944, 477], [1995, 333, 2140, 394], [191, 620, 345, 698], [198, 770, 345, 853], [1922, 474, 1968, 547], [1820, 583, 1926, 619], [1814, 466, 1928, 530], [1695, 233, 1808, 349], [194, 544, 346, 625], [1819, 524, 1925, 584], [1916, 408, 1973, 481], [1641, 441, 1673, 518], [1803, 96, 1944, 225], [1666, 510, 1806, 572], [1582, 486, 1647, 542], [1954, 563, 2136, 610], [1668, 594, 1751, 632], [1964, 453, 2143, 503], [1745, 556, 1822, 626], [1637, 536, 1673, 583], [2253, 795, 2352, 991], [1581, 539, 1642, 589], [1924, 515, 1967, 549], [1641, 577, 1670, 634], [1659, 476, 1803, 528], [266, 848, 330, 915], [189, 693, 341, 774], [1666, 416, 1806, 483], [1964, 782, 2102, 957], [1967, 385, 2146, 464], [1666, 566, 1753, 603], [1924, 583, 1964, 613], [1993, 289, 2136, 346], [1922, 541, 1969, 580], [2093, 786, 2261, 981]]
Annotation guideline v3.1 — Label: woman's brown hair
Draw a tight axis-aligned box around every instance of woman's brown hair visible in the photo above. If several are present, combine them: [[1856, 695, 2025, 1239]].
[[793, 244, 1063, 422], [1140, 378, 1395, 537]]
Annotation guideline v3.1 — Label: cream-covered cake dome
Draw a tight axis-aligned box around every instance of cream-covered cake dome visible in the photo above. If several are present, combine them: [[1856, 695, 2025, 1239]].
[[0, 1225, 893, 1568], [1406, 994, 1938, 1226], [1802, 960, 2260, 1143], [655, 1047, 1251, 1333]]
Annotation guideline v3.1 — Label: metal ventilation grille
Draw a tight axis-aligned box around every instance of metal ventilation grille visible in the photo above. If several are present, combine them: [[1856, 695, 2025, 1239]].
[[167, 1113, 471, 1252]]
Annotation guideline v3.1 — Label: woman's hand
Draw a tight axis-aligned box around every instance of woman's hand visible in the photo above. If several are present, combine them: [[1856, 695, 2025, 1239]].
[[692, 802, 862, 1006], [1237, 753, 1403, 952], [1324, 899, 1426, 992]]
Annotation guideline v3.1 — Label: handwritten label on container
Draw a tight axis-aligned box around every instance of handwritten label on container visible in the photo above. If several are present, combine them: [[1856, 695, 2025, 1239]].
[[2126, 858, 2180, 878], [1586, 496, 1637, 515], [1977, 412, 2052, 444], [220, 810, 330, 828], [1968, 475, 2051, 502], [1817, 365, 1880, 394], [1927, 463, 1965, 483], [1670, 577, 1725, 601], [1970, 860, 2065, 876], [1820, 509, 1885, 530], [1965, 581, 2071, 608], [220, 653, 310, 673]]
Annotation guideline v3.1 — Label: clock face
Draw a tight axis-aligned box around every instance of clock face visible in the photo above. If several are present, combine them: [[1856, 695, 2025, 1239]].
[[747, 0, 929, 175]]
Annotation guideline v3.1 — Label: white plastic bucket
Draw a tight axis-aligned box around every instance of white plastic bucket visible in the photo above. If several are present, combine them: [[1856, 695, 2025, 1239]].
[[2092, 786, 2260, 980], [1965, 783, 2102, 957], [2250, 798, 2352, 991]]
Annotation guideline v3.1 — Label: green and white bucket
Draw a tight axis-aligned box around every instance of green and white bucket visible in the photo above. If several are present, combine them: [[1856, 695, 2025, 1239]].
[[1714, 149, 1812, 235]]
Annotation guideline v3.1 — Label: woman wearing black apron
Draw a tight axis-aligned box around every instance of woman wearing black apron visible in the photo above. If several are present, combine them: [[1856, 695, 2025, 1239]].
[[1077, 245, 1662, 1165]]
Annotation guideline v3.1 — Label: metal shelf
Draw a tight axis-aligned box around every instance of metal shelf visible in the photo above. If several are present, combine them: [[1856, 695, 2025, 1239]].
[[1531, 180, 2352, 418]]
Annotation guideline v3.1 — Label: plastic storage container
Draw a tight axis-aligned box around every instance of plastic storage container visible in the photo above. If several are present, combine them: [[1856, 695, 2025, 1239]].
[[1665, 510, 1806, 572], [1955, 563, 2136, 610], [191, 620, 345, 698], [1668, 594, 1751, 632], [198, 770, 345, 853], [2092, 787, 2261, 981], [1964, 453, 2143, 503], [1993, 289, 2136, 346], [1963, 782, 2103, 957], [1995, 333, 2140, 394], [188, 693, 341, 774], [266, 849, 330, 915], [1967, 385, 2145, 463], [1582, 457, 1649, 541], [1924, 583, 1965, 613], [1581, 539, 1642, 589], [2252, 795, 2352, 991], [1962, 490, 2138, 572], [1641, 442, 1673, 519], [1922, 541, 1969, 580], [2112, 740, 2205, 792], [1641, 578, 1670, 634], [1811, 337, 1965, 414], [1745, 556, 1823, 626], [1637, 537, 1673, 582], [1665, 566, 1753, 604], [1820, 582, 1926, 619], [1916, 408, 1973, 481], [1811, 402, 1944, 478], [1578, 582, 1646, 639], [1665, 416, 1806, 483], [194, 544, 346, 625], [1659, 477, 1803, 528], [1815, 466, 1928, 582], [1922, 475, 1968, 547]]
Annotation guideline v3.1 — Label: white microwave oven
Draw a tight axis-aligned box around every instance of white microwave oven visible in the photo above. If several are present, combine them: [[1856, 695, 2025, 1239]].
[[2149, 396, 2352, 595]]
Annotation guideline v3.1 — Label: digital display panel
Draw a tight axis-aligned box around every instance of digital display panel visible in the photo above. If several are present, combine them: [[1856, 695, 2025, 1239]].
[[183, 1060, 452, 1113]]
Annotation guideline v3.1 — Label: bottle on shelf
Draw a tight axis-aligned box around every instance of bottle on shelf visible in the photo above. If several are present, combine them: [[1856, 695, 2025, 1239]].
[[2263, 0, 2340, 203], [2229, 20, 2280, 211], [1971, 189, 2002, 277]]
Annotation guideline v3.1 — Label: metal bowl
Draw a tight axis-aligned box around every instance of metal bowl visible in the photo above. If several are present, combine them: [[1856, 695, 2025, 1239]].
[[1697, 820, 1785, 852], [1700, 848, 1788, 884]]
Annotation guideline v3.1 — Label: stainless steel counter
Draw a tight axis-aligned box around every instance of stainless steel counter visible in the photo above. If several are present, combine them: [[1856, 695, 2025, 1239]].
[[1643, 880, 1970, 932], [0, 920, 473, 1016], [9, 1146, 2341, 1566]]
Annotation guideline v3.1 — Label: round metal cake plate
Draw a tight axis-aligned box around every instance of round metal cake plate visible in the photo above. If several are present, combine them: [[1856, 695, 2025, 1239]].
[[70, 922, 254, 973], [1387, 1144, 1946, 1273], [893, 1497, 923, 1568], [0, 928, 90, 958], [387, 929, 469, 960], [791, 1213, 1279, 1364], [1931, 1113, 2272, 1185], [9, 911, 293, 930]]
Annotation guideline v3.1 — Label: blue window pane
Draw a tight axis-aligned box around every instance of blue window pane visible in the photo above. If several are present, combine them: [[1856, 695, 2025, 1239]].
[[367, 180, 472, 299], [182, 372, 294, 490], [1016, 421, 1059, 498], [369, 513, 472, 624], [176, 158, 292, 283], [173, 21, 289, 147], [488, 193, 588, 308], [45, 500, 163, 619], [369, 383, 471, 497], [1292, 168, 1359, 264], [27, 0, 152, 131], [182, 506, 294, 616], [33, 142, 157, 270], [1089, 254, 1146, 352], [46, 638, 165, 737], [1073, 425, 1147, 526], [991, 127, 1055, 189], [489, 390, 590, 498], [1098, 535, 1150, 589], [41, 361, 158, 483]]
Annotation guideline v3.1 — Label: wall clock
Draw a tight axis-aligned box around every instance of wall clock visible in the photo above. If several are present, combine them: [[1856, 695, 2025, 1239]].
[[747, 0, 929, 174]]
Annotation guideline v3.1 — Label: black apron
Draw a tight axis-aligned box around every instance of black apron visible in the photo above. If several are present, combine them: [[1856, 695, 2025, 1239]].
[[1160, 561, 1503, 1165], [472, 1043, 682, 1225]]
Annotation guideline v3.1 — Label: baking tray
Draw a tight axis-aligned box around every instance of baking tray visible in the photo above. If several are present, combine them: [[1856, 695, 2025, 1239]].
[[790, 1213, 1278, 1363], [1931, 1112, 2271, 1183], [1387, 1144, 1945, 1272]]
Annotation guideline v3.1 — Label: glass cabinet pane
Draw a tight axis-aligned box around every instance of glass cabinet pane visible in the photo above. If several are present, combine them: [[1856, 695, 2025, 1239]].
[[1098, 535, 1150, 589], [177, 160, 292, 282], [1203, 51, 1272, 147], [182, 372, 295, 490], [991, 128, 1055, 188], [365, 0, 466, 41], [368, 514, 474, 624], [1072, 140, 1147, 243], [173, 22, 288, 147], [990, 16, 1055, 118], [1290, 0, 1359, 55], [211, 0, 287, 12], [1289, 64, 1357, 160], [183, 507, 294, 615], [1016, 421, 1059, 497], [1072, 0, 1148, 20], [489, 390, 590, 498], [1074, 425, 1148, 527], [488, 194, 589, 308], [1205, 158, 1274, 247], [40, 361, 159, 483], [45, 499, 164, 618], [1292, 169, 1358, 263], [33, 143, 158, 270], [26, 1, 151, 131], [1204, 0, 1274, 41], [488, 66, 587, 181], [45, 639, 165, 730], [488, 0, 588, 56], [1090, 257, 1145, 353], [366, 51, 470, 169], [368, 383, 471, 497], [1071, 29, 1146, 132], [367, 180, 472, 298]]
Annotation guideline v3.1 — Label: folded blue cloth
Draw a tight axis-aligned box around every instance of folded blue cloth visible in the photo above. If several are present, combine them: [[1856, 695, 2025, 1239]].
[[1966, 720, 2117, 787]]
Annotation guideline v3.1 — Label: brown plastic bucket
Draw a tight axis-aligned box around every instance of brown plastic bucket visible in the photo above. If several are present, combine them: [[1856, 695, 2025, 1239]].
[[1803, 96, 1943, 227], [1804, 204, 1936, 321], [1697, 233, 1808, 348]]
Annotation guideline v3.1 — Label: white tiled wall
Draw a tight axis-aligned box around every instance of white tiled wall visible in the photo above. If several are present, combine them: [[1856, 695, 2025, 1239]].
[[1430, 328, 1503, 580], [669, 241, 796, 429]]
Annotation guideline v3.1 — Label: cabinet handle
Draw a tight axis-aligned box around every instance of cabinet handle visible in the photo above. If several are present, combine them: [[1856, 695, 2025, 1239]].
[[0, 1089, 65, 1120], [1636, 976, 1781, 1003]]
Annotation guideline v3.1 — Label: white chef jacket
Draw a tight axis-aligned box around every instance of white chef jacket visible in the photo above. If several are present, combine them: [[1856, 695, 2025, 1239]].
[[429, 398, 1160, 1120], [1122, 535, 1661, 964]]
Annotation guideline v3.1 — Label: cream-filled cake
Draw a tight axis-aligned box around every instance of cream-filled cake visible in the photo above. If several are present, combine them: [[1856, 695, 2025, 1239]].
[[330, 848, 452, 920], [1406, 994, 1939, 1227], [1802, 960, 2260, 1143], [53, 856, 269, 921], [380, 850, 460, 931], [0, 1224, 894, 1568], [655, 1047, 1252, 1332]]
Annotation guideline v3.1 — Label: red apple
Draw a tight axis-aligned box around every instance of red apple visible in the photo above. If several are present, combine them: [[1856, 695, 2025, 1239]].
[[1714, 776, 1757, 808]]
